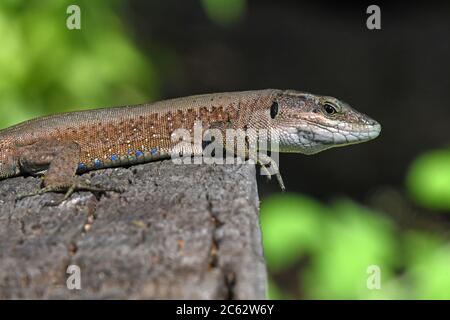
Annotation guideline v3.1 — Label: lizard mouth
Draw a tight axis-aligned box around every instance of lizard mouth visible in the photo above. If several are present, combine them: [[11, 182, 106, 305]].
[[301, 119, 381, 142], [366, 122, 382, 139], [276, 120, 381, 154], [351, 121, 381, 142], [328, 122, 382, 146]]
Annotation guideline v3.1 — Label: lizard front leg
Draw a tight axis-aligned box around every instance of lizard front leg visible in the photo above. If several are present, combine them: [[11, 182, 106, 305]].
[[210, 124, 285, 191], [253, 152, 285, 191], [16, 140, 122, 204]]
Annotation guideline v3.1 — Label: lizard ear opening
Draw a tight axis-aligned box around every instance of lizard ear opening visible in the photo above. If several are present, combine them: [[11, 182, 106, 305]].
[[270, 101, 279, 119]]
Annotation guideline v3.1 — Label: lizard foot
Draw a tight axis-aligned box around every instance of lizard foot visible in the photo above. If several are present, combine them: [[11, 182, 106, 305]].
[[16, 179, 125, 205], [255, 153, 286, 191]]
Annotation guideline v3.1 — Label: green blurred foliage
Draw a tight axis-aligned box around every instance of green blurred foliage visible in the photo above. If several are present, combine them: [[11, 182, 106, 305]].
[[262, 195, 400, 299], [404, 231, 450, 299], [260, 194, 324, 272], [201, 0, 246, 27], [262, 147, 450, 299], [406, 149, 450, 211], [267, 278, 292, 300], [261, 193, 450, 299], [303, 200, 398, 299], [0, 0, 158, 129]]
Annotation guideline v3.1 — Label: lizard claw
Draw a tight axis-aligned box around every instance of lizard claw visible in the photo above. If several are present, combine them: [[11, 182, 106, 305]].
[[15, 180, 125, 205], [255, 153, 286, 191], [15, 186, 57, 202], [260, 165, 272, 182]]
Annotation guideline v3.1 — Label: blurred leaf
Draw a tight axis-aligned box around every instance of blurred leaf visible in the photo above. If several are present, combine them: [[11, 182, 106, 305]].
[[303, 199, 398, 299], [201, 0, 246, 27], [0, 0, 158, 129], [404, 231, 450, 299], [267, 278, 292, 300], [260, 194, 324, 272], [406, 149, 450, 211]]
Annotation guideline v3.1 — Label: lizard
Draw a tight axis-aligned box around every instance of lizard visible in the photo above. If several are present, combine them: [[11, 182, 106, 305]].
[[0, 89, 381, 203]]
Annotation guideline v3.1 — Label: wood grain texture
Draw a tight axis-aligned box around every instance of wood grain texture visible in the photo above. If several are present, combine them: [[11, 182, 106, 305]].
[[0, 161, 267, 299]]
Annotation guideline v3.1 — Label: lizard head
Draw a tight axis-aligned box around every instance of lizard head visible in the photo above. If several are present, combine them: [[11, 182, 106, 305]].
[[264, 90, 381, 154]]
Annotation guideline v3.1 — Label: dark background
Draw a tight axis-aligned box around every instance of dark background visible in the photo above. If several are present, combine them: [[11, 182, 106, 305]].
[[125, 0, 450, 201]]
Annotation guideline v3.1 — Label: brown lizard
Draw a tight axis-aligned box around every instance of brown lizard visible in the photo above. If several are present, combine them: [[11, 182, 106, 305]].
[[0, 89, 381, 202]]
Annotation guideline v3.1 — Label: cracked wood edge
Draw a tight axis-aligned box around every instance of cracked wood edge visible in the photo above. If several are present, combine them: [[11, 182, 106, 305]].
[[0, 161, 267, 299]]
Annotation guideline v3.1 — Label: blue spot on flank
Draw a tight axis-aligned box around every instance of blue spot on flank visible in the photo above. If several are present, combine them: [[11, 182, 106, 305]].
[[111, 154, 118, 161], [94, 159, 101, 168], [128, 149, 133, 155], [136, 150, 143, 157], [78, 163, 87, 170], [151, 148, 158, 155]]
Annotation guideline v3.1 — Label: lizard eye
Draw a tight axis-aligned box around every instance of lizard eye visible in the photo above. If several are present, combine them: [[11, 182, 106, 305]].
[[270, 101, 279, 119], [323, 103, 337, 115]]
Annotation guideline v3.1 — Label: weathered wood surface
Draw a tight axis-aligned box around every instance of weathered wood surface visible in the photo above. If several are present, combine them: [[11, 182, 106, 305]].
[[0, 161, 267, 299]]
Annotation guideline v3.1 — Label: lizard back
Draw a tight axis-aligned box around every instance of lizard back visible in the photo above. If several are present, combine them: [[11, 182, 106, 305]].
[[0, 89, 279, 174]]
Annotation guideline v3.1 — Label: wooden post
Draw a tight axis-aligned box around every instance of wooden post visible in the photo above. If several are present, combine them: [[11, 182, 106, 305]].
[[0, 161, 267, 299]]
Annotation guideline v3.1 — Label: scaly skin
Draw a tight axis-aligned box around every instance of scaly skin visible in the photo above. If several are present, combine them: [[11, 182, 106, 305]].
[[0, 89, 381, 198]]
